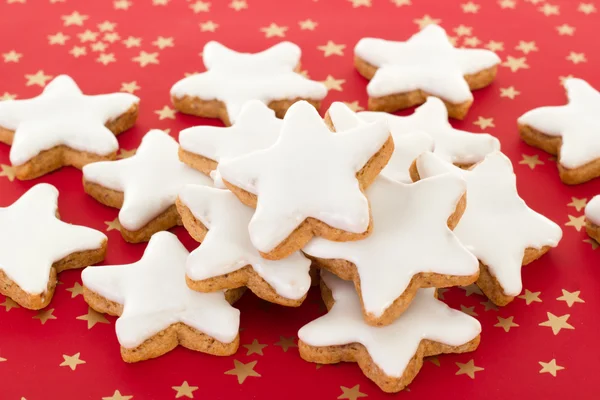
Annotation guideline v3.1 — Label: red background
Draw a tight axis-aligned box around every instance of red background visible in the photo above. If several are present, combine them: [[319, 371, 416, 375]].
[[0, 0, 598, 399]]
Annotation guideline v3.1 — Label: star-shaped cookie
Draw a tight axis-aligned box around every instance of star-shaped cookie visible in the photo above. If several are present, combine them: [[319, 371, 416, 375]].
[[298, 271, 481, 393], [326, 98, 500, 183], [303, 174, 479, 326], [81, 231, 241, 362], [83, 129, 212, 243], [170, 41, 328, 125], [354, 24, 500, 119], [0, 184, 107, 309], [414, 151, 563, 305], [179, 100, 282, 187], [177, 185, 312, 306], [218, 100, 394, 260], [0, 75, 139, 180], [518, 78, 600, 184]]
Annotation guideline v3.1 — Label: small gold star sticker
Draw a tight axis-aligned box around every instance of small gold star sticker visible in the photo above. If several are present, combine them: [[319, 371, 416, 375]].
[[494, 316, 519, 332], [122, 36, 142, 48], [200, 21, 219, 32], [77, 30, 98, 43], [413, 14, 441, 29], [76, 307, 109, 329], [97, 21, 117, 32], [461, 2, 480, 13], [172, 381, 198, 399], [343, 101, 364, 112], [97, 53, 116, 66], [556, 24, 575, 36], [453, 24, 473, 36], [568, 197, 587, 211], [539, 359, 565, 376], [566, 52, 586, 64], [224, 360, 261, 384], [559, 75, 575, 85], [321, 75, 345, 91], [132, 51, 159, 67], [557, 289, 584, 307], [456, 359, 484, 379], [565, 215, 586, 231], [518, 289, 542, 304], [33, 308, 57, 324], [0, 93, 17, 101], [152, 36, 174, 49], [578, 3, 596, 14], [348, 0, 371, 7], [502, 56, 529, 72], [103, 32, 121, 43], [473, 116, 495, 129], [3, 50, 22, 63], [70, 46, 87, 58], [229, 0, 247, 11], [485, 40, 504, 51], [539, 312, 575, 335], [463, 37, 482, 47], [118, 149, 136, 159], [274, 336, 297, 352], [460, 305, 478, 317], [114, 0, 133, 10], [102, 390, 133, 400], [155, 105, 176, 120], [0, 164, 16, 181], [498, 0, 516, 9], [243, 339, 268, 356], [480, 299, 498, 311], [500, 86, 520, 99], [391, 0, 412, 5], [121, 81, 140, 93], [62, 11, 89, 26], [519, 154, 544, 169], [539, 3, 559, 16], [105, 218, 122, 231], [317, 41, 346, 57], [583, 238, 599, 249], [515, 41, 538, 54], [60, 352, 86, 371], [461, 284, 483, 296], [189, 0, 210, 12], [299, 19, 318, 30], [66, 282, 84, 298], [0, 356, 5, 362], [338, 385, 367, 400], [24, 71, 52, 86], [91, 42, 108, 52], [260, 23, 288, 38], [48, 32, 70, 45], [1, 297, 20, 311]]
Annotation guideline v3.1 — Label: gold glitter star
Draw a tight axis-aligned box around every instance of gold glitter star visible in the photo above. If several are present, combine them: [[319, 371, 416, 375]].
[[224, 360, 261, 384], [200, 21, 219, 32], [556, 24, 575, 35], [519, 154, 544, 169], [473, 116, 495, 129], [77, 30, 98, 43], [461, 2, 480, 13], [583, 238, 599, 249], [460, 305, 478, 317], [539, 312, 575, 335], [461, 284, 483, 296], [498, 0, 516, 9], [97, 21, 117, 32], [0, 164, 16, 181], [114, 0, 133, 10], [121, 81, 140, 93], [299, 19, 318, 30], [172, 381, 198, 399], [565, 215, 586, 231], [391, 0, 411, 5], [33, 308, 57, 324], [102, 390, 133, 400], [152, 36, 174, 49], [518, 289, 542, 304], [122, 36, 142, 48], [62, 11, 88, 26], [557, 289, 584, 307], [260, 23, 288, 38], [103, 32, 120, 43], [274, 336, 297, 352], [1, 297, 20, 311], [105, 218, 122, 231], [3, 50, 22, 63], [48, 32, 70, 45], [189, 0, 210, 12], [502, 56, 529, 72], [91, 42, 108, 52], [539, 359, 565, 376], [480, 299, 498, 311], [515, 41, 538, 54], [25, 70, 53, 87], [463, 36, 482, 47], [348, 0, 371, 7], [317, 41, 346, 57], [559, 75, 575, 85], [66, 282, 84, 298], [0, 356, 5, 362], [454, 24, 473, 36], [338, 385, 367, 400], [243, 339, 268, 356], [132, 51, 159, 67], [153, 0, 169, 5], [321, 75, 345, 91], [76, 307, 109, 329], [456, 359, 484, 379], [60, 353, 86, 371], [155, 105, 176, 120], [97, 53, 116, 66], [566, 52, 586, 64], [568, 197, 587, 211], [70, 46, 87, 58], [413, 14, 441, 29], [494, 316, 519, 332], [578, 3, 596, 14], [229, 0, 247, 11], [539, 3, 559, 16], [485, 40, 504, 51], [500, 86, 520, 99], [0, 93, 17, 101], [343, 101, 364, 112]]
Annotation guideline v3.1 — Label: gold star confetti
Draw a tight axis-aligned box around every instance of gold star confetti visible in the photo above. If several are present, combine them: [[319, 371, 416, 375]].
[[121, 81, 140, 93], [461, 1, 480, 13], [461, 284, 483, 296], [0, 93, 17, 101], [274, 336, 297, 352], [578, 3, 597, 14], [317, 41, 346, 57], [518, 289, 542, 304], [229, 0, 247, 11], [436, 288, 449, 300], [414, 14, 441, 29], [97, 53, 116, 66], [539, 359, 565, 377], [348, 0, 371, 7], [539, 312, 575, 335], [556, 24, 575, 35], [454, 24, 473, 36], [568, 197, 587, 211], [321, 75, 345, 91], [500, 86, 520, 99], [473, 116, 495, 129], [25, 70, 53, 87], [456, 359, 484, 379], [566, 52, 586, 64], [33, 308, 57, 324], [102, 390, 133, 400], [243, 339, 268, 356], [172, 381, 198, 399], [391, 0, 412, 5], [132, 51, 159, 67], [260, 23, 288, 38], [122, 36, 142, 48], [299, 19, 318, 30], [539, 3, 559, 16], [463, 36, 482, 47], [485, 40, 504, 51], [428, 356, 440, 366], [1, 297, 20, 311], [152, 36, 174, 49], [460, 305, 478, 317], [565, 215, 585, 231], [583, 238, 598, 249], [498, 0, 516, 9], [559, 75, 575, 85], [97, 21, 117, 32], [60, 353, 86, 371], [519, 154, 544, 169], [557, 289, 584, 307], [155, 105, 176, 120], [77, 30, 98, 43], [7, 0, 26, 3], [48, 32, 70, 45], [70, 46, 87, 58], [200, 21, 219, 32], [224, 360, 261, 384], [344, 101, 364, 112], [3, 50, 22, 63], [105, 218, 122, 231], [515, 41, 538, 54], [502, 56, 529, 72], [494, 316, 519, 332], [480, 299, 498, 311], [118, 149, 136, 159], [0, 164, 16, 181], [103, 32, 120, 43], [76, 307, 109, 329], [0, 356, 5, 362], [153, 0, 169, 4], [338, 385, 367, 400], [114, 0, 133, 10], [62, 11, 88, 26], [189, 0, 210, 12], [66, 282, 84, 298], [91, 42, 108, 52]]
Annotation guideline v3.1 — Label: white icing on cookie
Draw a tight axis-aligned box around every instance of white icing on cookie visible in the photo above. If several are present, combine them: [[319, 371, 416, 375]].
[[416, 151, 563, 296], [179, 100, 282, 188], [585, 195, 600, 225], [354, 24, 500, 103], [298, 271, 481, 377], [170, 41, 328, 123], [218, 100, 390, 254], [0, 75, 139, 166], [83, 129, 212, 231], [82, 231, 239, 348], [0, 184, 106, 295], [518, 78, 600, 169], [328, 99, 500, 182], [303, 174, 478, 318], [179, 185, 311, 300]]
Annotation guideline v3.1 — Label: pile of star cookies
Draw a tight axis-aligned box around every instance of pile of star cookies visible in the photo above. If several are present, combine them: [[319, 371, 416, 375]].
[[5, 24, 595, 392]]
